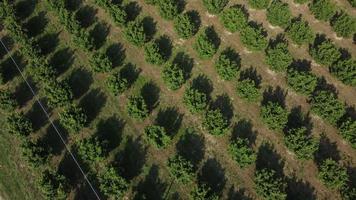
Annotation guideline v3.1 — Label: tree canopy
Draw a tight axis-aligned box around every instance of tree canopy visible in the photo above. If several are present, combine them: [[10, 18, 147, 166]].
[[287, 66, 318, 96], [266, 0, 292, 28], [194, 27, 220, 59], [284, 127, 318, 160], [240, 24, 268, 51], [202, 0, 229, 14], [330, 58, 356, 86], [318, 159, 348, 189], [167, 154, 195, 183], [249, 0, 271, 9], [286, 18, 314, 45], [124, 19, 147, 47], [59, 104, 87, 133], [174, 12, 199, 39], [98, 167, 128, 199], [6, 113, 33, 137], [162, 62, 186, 90], [127, 95, 149, 120], [229, 137, 256, 168], [203, 109, 229, 135], [265, 40, 293, 72], [220, 5, 248, 32], [309, 0, 336, 21], [331, 11, 356, 38], [144, 125, 171, 148], [214, 48, 241, 80], [310, 39, 341, 66], [261, 101, 289, 130], [254, 168, 287, 200], [183, 86, 208, 113]]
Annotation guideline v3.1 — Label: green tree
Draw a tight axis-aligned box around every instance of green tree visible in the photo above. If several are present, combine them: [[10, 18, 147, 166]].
[[144, 125, 171, 148], [310, 39, 341, 66], [126, 95, 149, 120], [108, 4, 127, 26], [59, 104, 87, 133], [183, 87, 208, 113], [106, 72, 129, 95], [0, 89, 17, 111], [310, 90, 345, 125], [254, 168, 287, 200], [330, 58, 356, 86], [167, 155, 194, 183], [266, 0, 292, 28], [265, 41, 293, 72], [144, 40, 166, 65], [339, 118, 356, 148], [124, 19, 147, 46], [38, 170, 68, 200], [240, 24, 268, 51], [331, 11, 356, 38], [286, 18, 314, 45], [90, 51, 113, 72], [348, 0, 356, 7], [284, 127, 317, 160], [215, 48, 241, 80], [309, 0, 336, 21], [157, 0, 179, 20], [6, 113, 33, 137], [21, 140, 49, 167], [202, 0, 229, 14], [236, 79, 261, 102], [98, 167, 128, 199], [249, 0, 271, 9], [229, 138, 256, 168], [190, 184, 219, 200], [287, 66, 318, 96], [220, 5, 248, 32], [203, 109, 229, 135], [43, 81, 73, 107], [318, 159, 348, 189], [174, 12, 199, 39], [77, 136, 105, 163], [261, 101, 289, 130], [194, 27, 220, 59], [162, 62, 185, 90]]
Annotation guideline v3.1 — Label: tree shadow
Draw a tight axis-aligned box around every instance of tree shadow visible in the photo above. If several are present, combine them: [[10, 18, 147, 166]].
[[231, 119, 257, 145], [205, 26, 221, 49], [227, 186, 253, 200], [79, 88, 107, 124], [125, 1, 142, 21], [156, 35, 173, 60], [256, 142, 285, 178], [24, 12, 48, 38], [0, 35, 13, 59], [134, 165, 167, 200], [114, 136, 147, 181], [191, 74, 213, 96], [67, 68, 93, 99], [14, 80, 35, 107], [36, 33, 59, 55], [285, 106, 313, 132], [1, 52, 23, 83], [239, 67, 262, 87], [211, 93, 234, 122], [142, 16, 157, 41], [248, 21, 267, 37], [49, 48, 75, 75], [155, 107, 183, 137], [106, 43, 126, 67], [15, 0, 37, 20], [141, 81, 160, 111], [314, 134, 341, 167], [268, 33, 287, 49], [76, 5, 97, 28], [25, 100, 51, 132], [64, 0, 82, 11], [198, 158, 226, 197], [90, 22, 110, 50], [172, 51, 194, 79], [286, 177, 316, 200], [58, 150, 85, 187], [176, 128, 205, 170], [41, 120, 68, 156], [289, 59, 312, 72], [73, 180, 104, 200], [120, 62, 141, 87], [262, 86, 287, 107], [314, 77, 337, 95], [95, 115, 125, 152], [186, 10, 201, 32]]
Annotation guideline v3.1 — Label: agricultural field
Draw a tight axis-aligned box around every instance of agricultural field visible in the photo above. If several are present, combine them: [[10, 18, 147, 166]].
[[0, 0, 355, 199]]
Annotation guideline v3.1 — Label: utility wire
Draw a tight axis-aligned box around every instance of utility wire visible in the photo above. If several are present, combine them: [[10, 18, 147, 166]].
[[0, 38, 101, 200]]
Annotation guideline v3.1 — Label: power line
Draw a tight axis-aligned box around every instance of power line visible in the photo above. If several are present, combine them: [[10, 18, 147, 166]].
[[0, 38, 101, 200]]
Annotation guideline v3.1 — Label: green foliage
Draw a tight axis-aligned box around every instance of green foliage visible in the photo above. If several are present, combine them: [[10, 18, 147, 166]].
[[21, 140, 49, 167], [310, 39, 341, 66], [214, 48, 241, 80], [293, 0, 309, 4], [183, 87, 208, 113], [318, 159, 348, 189], [43, 81, 73, 107], [144, 40, 166, 65], [284, 127, 317, 160], [286, 19, 314, 45], [309, 0, 336, 21], [126, 95, 149, 120], [167, 155, 194, 183], [104, 2, 127, 26], [265, 41, 293, 72], [330, 58, 356, 86], [220, 5, 248, 32], [348, 0, 356, 7], [0, 89, 17, 111], [254, 169, 287, 200], [194, 27, 220, 59], [90, 51, 113, 72], [261, 101, 289, 130], [202, 0, 229, 14], [162, 62, 185, 90], [339, 118, 356, 148], [174, 12, 199, 39], [287, 66, 318, 96], [266, 0, 292, 28], [240, 24, 268, 51], [144, 125, 171, 148], [331, 11, 356, 38], [106, 72, 129, 95], [229, 138, 256, 168], [6, 113, 33, 137], [310, 90, 345, 125], [77, 136, 105, 163], [38, 170, 68, 200], [249, 0, 271, 9], [190, 184, 219, 200], [236, 79, 261, 102], [203, 109, 229, 136], [98, 167, 128, 199], [124, 19, 147, 47], [59, 104, 87, 133], [157, 0, 179, 20]]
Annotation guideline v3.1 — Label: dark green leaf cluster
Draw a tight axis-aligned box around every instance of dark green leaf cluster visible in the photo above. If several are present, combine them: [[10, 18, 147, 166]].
[[248, 0, 271, 9], [202, 0, 229, 14], [348, 0, 356, 7], [90, 51, 113, 73], [174, 12, 199, 39], [21, 140, 49, 167], [106, 72, 129, 95], [94, 0, 127, 26], [38, 169, 68, 200], [6, 113, 33, 137], [286, 19, 314, 45], [59, 104, 87, 133], [215, 48, 241, 80], [157, 0, 180, 20], [310, 39, 341, 66], [190, 184, 219, 200], [194, 27, 220, 59], [330, 58, 356, 86], [266, 0, 291, 28], [220, 5, 248, 32], [183, 87, 208, 113], [167, 155, 195, 183], [203, 109, 229, 136], [236, 79, 261, 102], [310, 90, 345, 125], [309, 0, 336, 21], [265, 41, 293, 72], [338, 118, 356, 148], [254, 169, 287, 200], [284, 127, 317, 160], [162, 62, 185, 90], [229, 138, 256, 168], [331, 11, 356, 38], [0, 89, 17, 111], [144, 125, 171, 148], [144, 40, 166, 65], [240, 24, 268, 51], [318, 159, 348, 189], [124, 19, 147, 47], [43, 81, 73, 107], [98, 167, 128, 199], [287, 67, 318, 96], [77, 136, 105, 163], [260, 101, 289, 130], [126, 95, 149, 120]]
